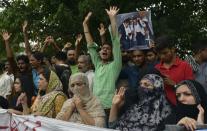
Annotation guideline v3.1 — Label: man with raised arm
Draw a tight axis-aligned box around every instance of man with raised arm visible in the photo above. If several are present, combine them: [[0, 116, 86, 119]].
[[83, 6, 122, 121], [22, 20, 32, 58], [1, 31, 32, 76]]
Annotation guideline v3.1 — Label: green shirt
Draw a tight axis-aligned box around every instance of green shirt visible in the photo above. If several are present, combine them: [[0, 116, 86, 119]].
[[70, 65, 79, 75], [87, 34, 122, 109]]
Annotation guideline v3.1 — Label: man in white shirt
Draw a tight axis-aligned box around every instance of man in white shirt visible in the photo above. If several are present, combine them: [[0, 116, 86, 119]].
[[0, 61, 14, 99]]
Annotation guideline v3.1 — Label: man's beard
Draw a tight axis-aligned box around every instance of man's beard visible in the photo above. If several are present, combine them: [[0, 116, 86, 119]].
[[19, 67, 26, 72], [122, 57, 129, 64], [67, 60, 76, 65]]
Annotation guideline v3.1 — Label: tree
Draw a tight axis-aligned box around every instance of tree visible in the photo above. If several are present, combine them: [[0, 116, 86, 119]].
[[0, 0, 206, 60]]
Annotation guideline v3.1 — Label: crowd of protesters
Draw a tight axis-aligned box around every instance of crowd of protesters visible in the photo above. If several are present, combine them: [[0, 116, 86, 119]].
[[0, 6, 207, 131]]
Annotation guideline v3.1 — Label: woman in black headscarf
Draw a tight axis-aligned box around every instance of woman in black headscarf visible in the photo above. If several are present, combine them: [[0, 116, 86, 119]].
[[174, 80, 207, 130], [109, 73, 171, 131]]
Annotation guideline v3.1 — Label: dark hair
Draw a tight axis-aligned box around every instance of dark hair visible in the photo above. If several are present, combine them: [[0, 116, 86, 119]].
[[0, 96, 9, 109], [8, 75, 35, 107], [191, 39, 207, 54], [130, 48, 146, 55], [41, 68, 51, 82], [67, 47, 75, 52], [102, 42, 112, 48], [146, 48, 157, 55], [55, 51, 67, 61], [17, 75, 35, 105], [31, 51, 44, 63], [124, 18, 130, 23], [155, 35, 174, 51], [16, 55, 29, 64], [18, 75, 35, 94]]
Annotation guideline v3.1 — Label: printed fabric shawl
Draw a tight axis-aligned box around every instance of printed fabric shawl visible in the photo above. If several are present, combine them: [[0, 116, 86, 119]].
[[114, 74, 171, 131], [31, 71, 66, 118]]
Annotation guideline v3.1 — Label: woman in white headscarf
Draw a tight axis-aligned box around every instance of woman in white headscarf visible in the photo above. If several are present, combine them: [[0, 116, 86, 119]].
[[56, 73, 105, 127]]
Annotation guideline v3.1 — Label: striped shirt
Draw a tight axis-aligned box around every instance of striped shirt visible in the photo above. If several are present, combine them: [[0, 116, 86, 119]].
[[185, 54, 199, 73], [87, 34, 122, 109]]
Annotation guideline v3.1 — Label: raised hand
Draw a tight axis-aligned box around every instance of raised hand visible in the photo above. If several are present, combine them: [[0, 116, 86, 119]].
[[105, 6, 119, 18], [44, 36, 50, 45], [44, 36, 54, 45], [16, 92, 28, 106], [98, 23, 107, 36], [49, 36, 55, 43], [105, 6, 119, 37], [76, 34, 83, 43], [75, 34, 83, 47], [22, 20, 28, 33], [112, 87, 125, 109], [2, 31, 11, 42], [197, 104, 204, 124], [64, 42, 72, 49], [83, 12, 92, 25]]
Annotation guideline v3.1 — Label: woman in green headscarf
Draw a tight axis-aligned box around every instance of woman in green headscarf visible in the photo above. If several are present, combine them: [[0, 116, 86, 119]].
[[18, 68, 67, 118]]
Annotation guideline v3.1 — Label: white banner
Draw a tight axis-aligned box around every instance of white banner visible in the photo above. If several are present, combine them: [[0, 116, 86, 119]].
[[0, 109, 10, 131], [0, 109, 116, 131]]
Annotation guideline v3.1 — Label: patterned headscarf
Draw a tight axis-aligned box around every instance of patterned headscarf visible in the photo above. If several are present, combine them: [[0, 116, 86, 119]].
[[114, 74, 171, 131], [142, 74, 164, 89], [32, 70, 66, 118], [46, 71, 63, 93]]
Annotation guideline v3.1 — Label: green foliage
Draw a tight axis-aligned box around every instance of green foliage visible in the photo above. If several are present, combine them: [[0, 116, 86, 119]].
[[0, 0, 206, 59]]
